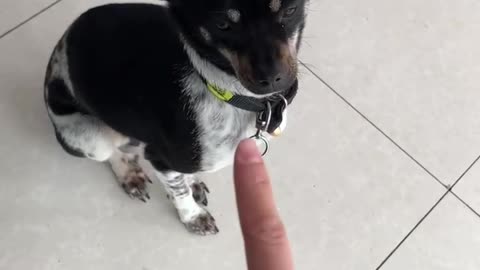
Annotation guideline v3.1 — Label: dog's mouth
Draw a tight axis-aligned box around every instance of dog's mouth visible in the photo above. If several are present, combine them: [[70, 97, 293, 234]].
[[220, 43, 298, 95]]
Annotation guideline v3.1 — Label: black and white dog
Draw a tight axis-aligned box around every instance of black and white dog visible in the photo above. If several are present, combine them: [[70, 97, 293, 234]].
[[44, 0, 307, 235]]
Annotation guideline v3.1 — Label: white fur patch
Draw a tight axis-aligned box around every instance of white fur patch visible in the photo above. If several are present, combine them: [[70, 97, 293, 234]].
[[270, 0, 282, 12], [47, 111, 127, 161], [155, 171, 205, 222], [227, 9, 241, 23], [174, 195, 205, 223], [199, 27, 211, 42], [182, 72, 257, 172], [181, 40, 282, 171], [157, 0, 169, 7]]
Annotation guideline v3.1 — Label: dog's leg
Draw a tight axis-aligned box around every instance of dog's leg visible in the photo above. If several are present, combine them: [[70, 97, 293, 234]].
[[183, 175, 210, 207], [157, 171, 218, 235], [109, 151, 152, 202]]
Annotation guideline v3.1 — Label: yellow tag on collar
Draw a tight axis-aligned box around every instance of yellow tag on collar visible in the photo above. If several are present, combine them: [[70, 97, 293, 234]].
[[207, 83, 234, 102]]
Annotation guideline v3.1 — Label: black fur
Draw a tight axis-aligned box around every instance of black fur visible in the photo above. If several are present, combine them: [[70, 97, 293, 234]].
[[65, 4, 201, 173], [46, 0, 307, 174], [171, 0, 308, 93], [46, 79, 79, 116]]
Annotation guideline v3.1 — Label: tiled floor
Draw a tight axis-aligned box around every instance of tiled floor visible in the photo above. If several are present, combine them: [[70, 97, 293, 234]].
[[1, 1, 479, 269]]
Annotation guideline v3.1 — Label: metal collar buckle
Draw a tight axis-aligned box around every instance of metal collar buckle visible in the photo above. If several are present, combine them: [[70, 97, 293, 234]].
[[250, 101, 272, 156]]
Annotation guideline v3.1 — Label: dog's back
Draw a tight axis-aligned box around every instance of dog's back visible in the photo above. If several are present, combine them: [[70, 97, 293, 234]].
[[46, 3, 203, 172]]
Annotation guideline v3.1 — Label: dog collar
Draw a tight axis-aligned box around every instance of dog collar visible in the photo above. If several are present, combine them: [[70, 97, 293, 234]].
[[202, 77, 299, 155], [206, 82, 266, 112], [202, 77, 297, 113]]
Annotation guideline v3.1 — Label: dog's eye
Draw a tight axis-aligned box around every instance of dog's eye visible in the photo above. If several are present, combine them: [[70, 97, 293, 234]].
[[283, 7, 297, 18], [216, 20, 231, 31]]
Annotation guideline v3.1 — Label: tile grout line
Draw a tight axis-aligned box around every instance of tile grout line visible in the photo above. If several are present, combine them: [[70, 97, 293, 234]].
[[375, 154, 480, 269], [450, 191, 480, 219], [299, 62, 480, 267], [0, 0, 63, 40], [447, 155, 480, 220], [376, 190, 449, 269], [300, 62, 447, 189], [449, 155, 480, 190]]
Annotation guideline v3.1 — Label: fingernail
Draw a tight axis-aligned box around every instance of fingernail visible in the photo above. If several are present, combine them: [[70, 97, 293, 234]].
[[236, 139, 263, 164]]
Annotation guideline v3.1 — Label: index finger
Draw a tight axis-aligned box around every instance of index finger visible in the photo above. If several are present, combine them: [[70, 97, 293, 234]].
[[234, 139, 294, 270]]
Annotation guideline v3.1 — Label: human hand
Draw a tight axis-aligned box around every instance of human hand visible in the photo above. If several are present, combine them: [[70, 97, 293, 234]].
[[234, 139, 294, 270]]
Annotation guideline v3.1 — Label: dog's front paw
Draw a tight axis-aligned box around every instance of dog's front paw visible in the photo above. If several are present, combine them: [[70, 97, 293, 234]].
[[122, 169, 152, 202], [191, 181, 210, 206], [184, 211, 219, 236]]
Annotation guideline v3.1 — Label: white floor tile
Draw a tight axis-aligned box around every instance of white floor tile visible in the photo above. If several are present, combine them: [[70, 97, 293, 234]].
[[262, 74, 444, 270], [0, 1, 447, 270], [381, 194, 480, 270], [0, 0, 57, 37], [302, 0, 480, 184]]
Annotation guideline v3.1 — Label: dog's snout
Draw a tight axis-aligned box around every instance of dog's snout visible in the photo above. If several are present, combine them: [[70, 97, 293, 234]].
[[256, 68, 292, 91], [232, 43, 298, 94]]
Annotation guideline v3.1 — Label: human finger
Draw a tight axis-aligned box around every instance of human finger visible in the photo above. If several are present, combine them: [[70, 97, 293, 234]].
[[234, 139, 294, 270]]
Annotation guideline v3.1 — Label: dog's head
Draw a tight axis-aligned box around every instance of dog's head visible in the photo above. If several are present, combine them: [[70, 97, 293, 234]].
[[170, 0, 308, 95]]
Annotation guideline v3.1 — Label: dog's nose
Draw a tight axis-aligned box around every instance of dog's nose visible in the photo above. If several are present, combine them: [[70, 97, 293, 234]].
[[258, 74, 283, 87], [256, 70, 293, 92]]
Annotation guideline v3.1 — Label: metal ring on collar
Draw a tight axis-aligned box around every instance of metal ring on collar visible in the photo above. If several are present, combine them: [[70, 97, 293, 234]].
[[257, 101, 272, 132], [249, 134, 269, 156]]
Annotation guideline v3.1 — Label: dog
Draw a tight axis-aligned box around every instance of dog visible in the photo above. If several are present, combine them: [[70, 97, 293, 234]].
[[44, 0, 308, 235]]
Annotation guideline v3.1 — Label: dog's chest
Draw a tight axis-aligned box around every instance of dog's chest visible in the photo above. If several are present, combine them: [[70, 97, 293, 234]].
[[193, 93, 256, 172]]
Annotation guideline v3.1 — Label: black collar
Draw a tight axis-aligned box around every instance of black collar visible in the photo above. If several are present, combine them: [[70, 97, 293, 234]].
[[199, 75, 298, 134]]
